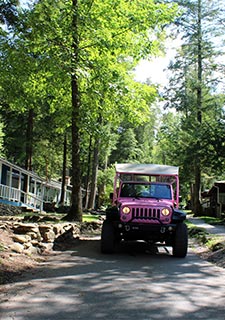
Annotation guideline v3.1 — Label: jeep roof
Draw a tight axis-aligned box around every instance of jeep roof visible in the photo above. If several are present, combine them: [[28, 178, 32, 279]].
[[115, 163, 179, 176]]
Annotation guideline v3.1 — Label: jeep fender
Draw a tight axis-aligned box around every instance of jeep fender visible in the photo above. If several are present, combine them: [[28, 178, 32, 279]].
[[106, 206, 120, 221], [172, 209, 186, 222]]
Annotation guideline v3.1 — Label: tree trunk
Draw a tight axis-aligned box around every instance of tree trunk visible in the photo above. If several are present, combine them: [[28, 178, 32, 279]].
[[64, 0, 82, 221], [59, 133, 67, 205], [84, 135, 92, 210], [88, 139, 99, 210], [25, 108, 34, 171], [193, 159, 202, 216], [193, 0, 203, 216]]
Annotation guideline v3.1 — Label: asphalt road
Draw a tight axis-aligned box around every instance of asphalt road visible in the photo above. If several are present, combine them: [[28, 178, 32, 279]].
[[1, 237, 225, 320]]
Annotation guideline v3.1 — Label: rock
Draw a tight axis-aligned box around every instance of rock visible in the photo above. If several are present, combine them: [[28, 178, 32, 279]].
[[39, 225, 54, 242], [24, 245, 39, 255], [38, 242, 52, 252], [43, 230, 56, 243], [27, 231, 42, 242], [80, 221, 102, 234], [38, 224, 52, 232], [30, 239, 40, 246], [54, 227, 73, 242], [23, 215, 40, 223], [70, 224, 80, 235], [10, 242, 24, 253], [52, 225, 63, 235], [12, 234, 31, 244], [0, 203, 22, 216], [13, 223, 39, 234], [0, 223, 8, 230], [1, 215, 102, 263]]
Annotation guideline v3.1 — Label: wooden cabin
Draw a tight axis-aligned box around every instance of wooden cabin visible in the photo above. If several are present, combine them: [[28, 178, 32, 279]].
[[202, 181, 225, 217], [0, 158, 72, 212]]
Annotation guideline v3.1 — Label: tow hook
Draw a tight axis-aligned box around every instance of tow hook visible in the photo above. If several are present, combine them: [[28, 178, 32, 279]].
[[160, 227, 166, 233]]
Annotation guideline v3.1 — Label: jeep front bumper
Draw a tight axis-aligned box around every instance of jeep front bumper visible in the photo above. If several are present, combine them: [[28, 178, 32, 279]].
[[114, 221, 177, 242]]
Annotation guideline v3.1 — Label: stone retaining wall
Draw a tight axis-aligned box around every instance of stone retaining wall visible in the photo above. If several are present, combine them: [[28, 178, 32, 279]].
[[0, 221, 80, 255], [1, 220, 103, 255], [0, 203, 103, 255]]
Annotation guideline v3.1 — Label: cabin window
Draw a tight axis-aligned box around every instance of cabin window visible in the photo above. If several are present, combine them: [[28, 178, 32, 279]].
[[12, 170, 20, 189]]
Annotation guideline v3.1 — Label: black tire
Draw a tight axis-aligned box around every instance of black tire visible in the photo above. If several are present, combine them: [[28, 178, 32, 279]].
[[172, 223, 188, 258], [101, 220, 115, 254]]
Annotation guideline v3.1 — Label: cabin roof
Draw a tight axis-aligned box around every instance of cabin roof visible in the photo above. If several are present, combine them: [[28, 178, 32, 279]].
[[0, 157, 41, 180]]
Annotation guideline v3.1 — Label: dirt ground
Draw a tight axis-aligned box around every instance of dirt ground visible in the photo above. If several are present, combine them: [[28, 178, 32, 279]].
[[1, 221, 225, 285], [191, 238, 225, 269], [0, 218, 103, 284], [0, 227, 49, 284]]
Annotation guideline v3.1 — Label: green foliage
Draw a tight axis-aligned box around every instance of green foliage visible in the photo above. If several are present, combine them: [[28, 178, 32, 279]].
[[0, 107, 27, 165], [159, 0, 225, 207], [0, 0, 179, 212], [188, 224, 209, 243], [97, 166, 115, 206], [188, 222, 225, 251], [110, 127, 140, 164], [0, 0, 19, 27], [206, 238, 225, 252]]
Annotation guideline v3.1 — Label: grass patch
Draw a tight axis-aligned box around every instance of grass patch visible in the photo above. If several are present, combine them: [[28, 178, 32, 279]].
[[198, 216, 225, 225], [187, 222, 225, 251], [17, 212, 103, 224], [206, 237, 225, 251], [187, 224, 209, 244], [83, 214, 101, 222]]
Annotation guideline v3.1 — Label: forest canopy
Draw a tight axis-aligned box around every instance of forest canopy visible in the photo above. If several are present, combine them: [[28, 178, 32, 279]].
[[0, 0, 225, 220]]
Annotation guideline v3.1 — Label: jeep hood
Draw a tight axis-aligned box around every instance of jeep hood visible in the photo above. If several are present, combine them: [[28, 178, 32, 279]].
[[119, 198, 173, 207]]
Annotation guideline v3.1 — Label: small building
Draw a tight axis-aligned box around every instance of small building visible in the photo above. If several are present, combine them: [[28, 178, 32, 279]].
[[0, 158, 72, 212], [202, 181, 225, 218]]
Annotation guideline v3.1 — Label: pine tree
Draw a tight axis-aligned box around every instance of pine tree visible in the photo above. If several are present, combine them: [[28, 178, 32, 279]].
[[165, 0, 225, 215]]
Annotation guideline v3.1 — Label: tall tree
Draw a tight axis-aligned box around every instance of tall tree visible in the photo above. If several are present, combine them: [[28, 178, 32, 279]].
[[164, 0, 225, 214], [65, 0, 178, 219], [67, 0, 83, 221], [0, 0, 178, 220]]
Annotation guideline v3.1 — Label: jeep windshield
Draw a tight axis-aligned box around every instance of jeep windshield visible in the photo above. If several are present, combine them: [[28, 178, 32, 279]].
[[119, 182, 172, 200]]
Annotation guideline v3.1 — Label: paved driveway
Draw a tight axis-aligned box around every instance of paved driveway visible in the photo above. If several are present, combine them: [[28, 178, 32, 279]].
[[1, 238, 225, 320]]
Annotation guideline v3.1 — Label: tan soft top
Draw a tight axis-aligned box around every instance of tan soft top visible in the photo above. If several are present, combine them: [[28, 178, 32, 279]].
[[115, 163, 179, 176]]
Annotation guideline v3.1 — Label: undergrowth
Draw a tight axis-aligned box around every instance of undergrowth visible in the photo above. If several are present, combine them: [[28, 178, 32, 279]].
[[198, 216, 225, 225], [187, 222, 225, 251]]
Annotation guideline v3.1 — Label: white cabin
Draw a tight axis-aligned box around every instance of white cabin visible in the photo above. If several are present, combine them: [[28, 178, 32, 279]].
[[0, 158, 71, 211]]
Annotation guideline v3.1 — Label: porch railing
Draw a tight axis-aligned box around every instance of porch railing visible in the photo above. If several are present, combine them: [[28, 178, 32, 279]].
[[0, 184, 43, 211]]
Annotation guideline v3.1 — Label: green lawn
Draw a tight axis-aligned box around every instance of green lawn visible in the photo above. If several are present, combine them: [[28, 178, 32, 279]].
[[82, 214, 101, 222]]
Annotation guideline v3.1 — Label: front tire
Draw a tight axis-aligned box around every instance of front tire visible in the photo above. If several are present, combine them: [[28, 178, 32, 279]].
[[172, 223, 188, 258], [101, 220, 115, 253]]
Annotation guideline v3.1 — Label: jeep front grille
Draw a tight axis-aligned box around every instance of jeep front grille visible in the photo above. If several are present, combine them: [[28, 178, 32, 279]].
[[132, 207, 161, 220]]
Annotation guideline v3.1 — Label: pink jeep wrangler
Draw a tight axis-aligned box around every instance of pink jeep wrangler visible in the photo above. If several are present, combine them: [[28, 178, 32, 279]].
[[101, 163, 188, 257]]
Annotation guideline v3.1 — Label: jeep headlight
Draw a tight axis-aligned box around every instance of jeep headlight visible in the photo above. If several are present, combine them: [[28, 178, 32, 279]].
[[122, 206, 131, 214], [162, 208, 170, 216]]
